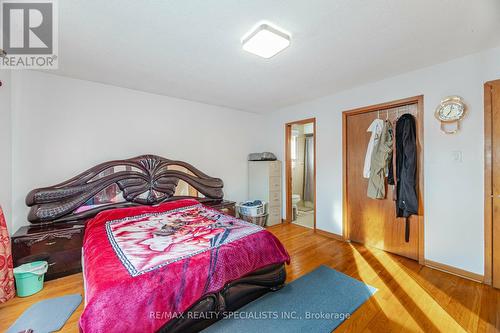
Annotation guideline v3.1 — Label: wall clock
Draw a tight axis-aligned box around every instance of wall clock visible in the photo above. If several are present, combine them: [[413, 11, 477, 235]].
[[435, 96, 467, 134]]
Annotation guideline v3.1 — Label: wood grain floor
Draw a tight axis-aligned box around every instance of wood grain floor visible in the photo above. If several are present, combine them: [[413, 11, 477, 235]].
[[1, 223, 499, 332]]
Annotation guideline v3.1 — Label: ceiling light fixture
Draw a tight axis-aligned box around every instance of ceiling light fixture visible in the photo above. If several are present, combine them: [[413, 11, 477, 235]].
[[241, 23, 291, 59]]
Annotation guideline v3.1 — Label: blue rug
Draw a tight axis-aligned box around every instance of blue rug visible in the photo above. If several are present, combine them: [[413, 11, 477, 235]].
[[203, 266, 376, 333], [7, 294, 82, 333]]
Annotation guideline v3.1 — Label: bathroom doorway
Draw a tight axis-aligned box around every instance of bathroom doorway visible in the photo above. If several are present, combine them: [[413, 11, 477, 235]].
[[285, 118, 316, 229]]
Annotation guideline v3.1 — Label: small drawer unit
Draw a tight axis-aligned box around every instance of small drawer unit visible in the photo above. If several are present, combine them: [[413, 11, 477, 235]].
[[12, 222, 85, 281], [248, 160, 282, 226]]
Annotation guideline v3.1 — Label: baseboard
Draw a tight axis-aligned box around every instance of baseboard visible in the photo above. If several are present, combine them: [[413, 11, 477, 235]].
[[425, 259, 484, 283], [315, 228, 344, 241]]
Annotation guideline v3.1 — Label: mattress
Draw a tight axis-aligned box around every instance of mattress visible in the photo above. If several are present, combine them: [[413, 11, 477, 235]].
[[79, 199, 289, 332]]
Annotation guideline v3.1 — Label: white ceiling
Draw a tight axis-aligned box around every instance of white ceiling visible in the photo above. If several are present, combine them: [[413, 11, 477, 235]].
[[53, 0, 500, 113]]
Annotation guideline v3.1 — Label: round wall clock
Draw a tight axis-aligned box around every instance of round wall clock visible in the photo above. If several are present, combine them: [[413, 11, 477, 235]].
[[435, 96, 467, 134]]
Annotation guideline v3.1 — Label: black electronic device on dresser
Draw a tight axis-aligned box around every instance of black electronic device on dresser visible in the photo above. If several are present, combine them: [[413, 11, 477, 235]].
[[11, 200, 236, 281]]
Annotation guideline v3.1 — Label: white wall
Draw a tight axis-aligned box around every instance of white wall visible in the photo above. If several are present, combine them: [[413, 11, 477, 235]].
[[0, 70, 12, 232], [263, 46, 500, 275], [10, 71, 265, 232]]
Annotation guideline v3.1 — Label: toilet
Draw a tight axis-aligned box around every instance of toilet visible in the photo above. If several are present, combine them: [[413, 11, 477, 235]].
[[292, 194, 301, 220]]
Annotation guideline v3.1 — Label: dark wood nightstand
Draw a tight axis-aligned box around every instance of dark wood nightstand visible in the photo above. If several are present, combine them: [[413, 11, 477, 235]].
[[12, 222, 85, 281], [203, 200, 237, 217]]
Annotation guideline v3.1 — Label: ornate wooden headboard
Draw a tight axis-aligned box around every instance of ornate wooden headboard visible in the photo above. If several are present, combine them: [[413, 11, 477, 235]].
[[26, 155, 224, 224]]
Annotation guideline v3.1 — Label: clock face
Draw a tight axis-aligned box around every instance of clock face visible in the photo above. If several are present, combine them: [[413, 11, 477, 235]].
[[436, 97, 466, 122], [438, 103, 464, 120]]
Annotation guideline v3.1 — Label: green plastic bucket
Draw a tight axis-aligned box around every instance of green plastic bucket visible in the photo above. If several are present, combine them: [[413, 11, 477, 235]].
[[13, 261, 48, 297]]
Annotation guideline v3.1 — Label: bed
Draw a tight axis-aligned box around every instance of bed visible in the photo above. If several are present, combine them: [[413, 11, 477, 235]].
[[25, 155, 290, 332]]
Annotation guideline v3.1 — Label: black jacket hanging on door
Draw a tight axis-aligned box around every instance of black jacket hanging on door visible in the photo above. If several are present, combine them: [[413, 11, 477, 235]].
[[395, 114, 418, 219]]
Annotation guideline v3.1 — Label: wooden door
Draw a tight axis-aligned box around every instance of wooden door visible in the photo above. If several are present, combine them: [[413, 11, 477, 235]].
[[489, 80, 500, 288], [344, 99, 423, 261]]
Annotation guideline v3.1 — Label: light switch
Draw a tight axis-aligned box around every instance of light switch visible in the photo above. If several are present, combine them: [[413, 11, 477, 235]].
[[451, 150, 463, 162]]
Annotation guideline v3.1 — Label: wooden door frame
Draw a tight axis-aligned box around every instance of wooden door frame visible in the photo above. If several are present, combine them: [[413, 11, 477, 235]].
[[284, 118, 317, 230], [484, 80, 500, 286], [342, 95, 425, 264]]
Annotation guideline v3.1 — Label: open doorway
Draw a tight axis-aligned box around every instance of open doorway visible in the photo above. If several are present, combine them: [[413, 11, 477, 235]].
[[285, 118, 316, 229]]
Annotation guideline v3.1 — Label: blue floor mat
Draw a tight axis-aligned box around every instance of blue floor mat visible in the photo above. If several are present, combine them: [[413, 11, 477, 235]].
[[203, 266, 376, 333], [7, 294, 82, 333]]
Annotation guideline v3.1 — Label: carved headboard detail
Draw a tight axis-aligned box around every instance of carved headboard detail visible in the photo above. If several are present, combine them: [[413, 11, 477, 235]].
[[26, 155, 224, 223]]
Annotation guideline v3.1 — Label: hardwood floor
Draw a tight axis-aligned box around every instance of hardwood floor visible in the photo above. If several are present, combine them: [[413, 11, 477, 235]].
[[0, 271, 84, 333], [1, 223, 499, 332], [272, 224, 500, 333]]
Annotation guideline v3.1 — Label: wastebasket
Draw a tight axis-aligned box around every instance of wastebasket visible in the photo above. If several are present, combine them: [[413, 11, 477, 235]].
[[13, 261, 48, 297], [239, 213, 268, 227], [237, 200, 267, 216]]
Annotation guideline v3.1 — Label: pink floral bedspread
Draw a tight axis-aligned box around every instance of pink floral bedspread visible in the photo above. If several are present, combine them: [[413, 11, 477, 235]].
[[79, 199, 289, 332]]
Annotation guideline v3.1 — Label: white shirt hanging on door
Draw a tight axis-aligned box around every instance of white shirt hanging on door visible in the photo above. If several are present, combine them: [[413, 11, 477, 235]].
[[363, 119, 384, 178]]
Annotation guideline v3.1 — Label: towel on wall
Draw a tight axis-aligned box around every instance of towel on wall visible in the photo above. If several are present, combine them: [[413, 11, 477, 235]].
[[0, 205, 15, 303]]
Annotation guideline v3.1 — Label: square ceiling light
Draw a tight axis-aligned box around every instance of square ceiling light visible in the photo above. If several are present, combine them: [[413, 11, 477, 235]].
[[241, 23, 291, 59]]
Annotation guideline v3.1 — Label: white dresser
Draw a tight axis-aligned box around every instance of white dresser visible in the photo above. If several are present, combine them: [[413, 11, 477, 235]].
[[248, 160, 282, 226]]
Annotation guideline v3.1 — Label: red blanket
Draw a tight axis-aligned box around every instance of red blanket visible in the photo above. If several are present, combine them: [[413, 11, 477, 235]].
[[79, 199, 289, 332]]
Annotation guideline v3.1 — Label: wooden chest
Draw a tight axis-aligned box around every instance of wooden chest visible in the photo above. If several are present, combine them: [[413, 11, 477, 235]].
[[12, 222, 85, 281]]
